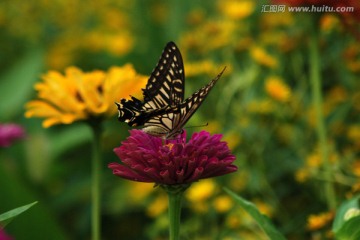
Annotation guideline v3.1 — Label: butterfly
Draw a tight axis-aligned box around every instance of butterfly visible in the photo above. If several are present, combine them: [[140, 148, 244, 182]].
[[116, 41, 225, 139]]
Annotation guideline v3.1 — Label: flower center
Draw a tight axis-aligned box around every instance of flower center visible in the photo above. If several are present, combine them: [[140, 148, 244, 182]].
[[166, 143, 174, 150]]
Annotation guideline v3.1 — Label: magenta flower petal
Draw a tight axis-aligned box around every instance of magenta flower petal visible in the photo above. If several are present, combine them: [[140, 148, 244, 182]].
[[0, 228, 13, 240], [0, 123, 26, 147], [109, 130, 237, 185]]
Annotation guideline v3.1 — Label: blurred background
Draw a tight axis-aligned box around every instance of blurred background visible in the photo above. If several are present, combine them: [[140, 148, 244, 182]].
[[0, 0, 359, 239]]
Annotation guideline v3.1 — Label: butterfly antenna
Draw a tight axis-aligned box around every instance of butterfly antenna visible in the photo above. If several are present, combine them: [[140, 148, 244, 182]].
[[185, 122, 209, 129]]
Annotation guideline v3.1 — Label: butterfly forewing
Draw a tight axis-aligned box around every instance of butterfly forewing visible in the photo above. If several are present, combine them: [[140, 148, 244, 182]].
[[143, 42, 185, 110]]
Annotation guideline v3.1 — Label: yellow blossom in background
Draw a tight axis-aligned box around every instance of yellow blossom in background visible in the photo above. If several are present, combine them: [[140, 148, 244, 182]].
[[307, 212, 334, 230], [353, 92, 360, 111], [295, 168, 310, 183], [247, 99, 274, 114], [320, 14, 340, 32], [213, 195, 233, 213], [344, 43, 360, 73], [205, 120, 222, 134], [250, 46, 278, 68], [306, 152, 322, 168], [347, 125, 360, 147], [191, 202, 210, 213], [104, 32, 133, 56], [184, 60, 221, 77], [180, 19, 237, 53], [25, 64, 147, 128], [146, 194, 168, 218], [226, 213, 241, 229], [186, 8, 206, 26], [185, 179, 217, 202], [219, 0, 255, 20], [225, 208, 255, 230], [223, 131, 241, 150], [351, 160, 360, 177], [265, 76, 291, 102], [128, 182, 154, 204], [253, 199, 274, 218], [351, 182, 360, 194], [261, 12, 294, 28], [229, 171, 248, 191], [46, 39, 78, 70]]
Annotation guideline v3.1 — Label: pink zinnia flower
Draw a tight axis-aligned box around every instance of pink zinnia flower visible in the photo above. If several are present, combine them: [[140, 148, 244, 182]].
[[0, 228, 12, 240], [109, 130, 237, 185], [0, 123, 25, 147]]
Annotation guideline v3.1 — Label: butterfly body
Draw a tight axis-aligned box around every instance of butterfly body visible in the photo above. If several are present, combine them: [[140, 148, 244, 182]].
[[116, 42, 225, 139]]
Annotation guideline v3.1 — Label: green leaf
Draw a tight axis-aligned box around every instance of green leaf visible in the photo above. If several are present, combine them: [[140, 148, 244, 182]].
[[0, 48, 44, 121], [0, 201, 38, 227], [333, 195, 360, 240], [224, 188, 286, 240], [0, 163, 68, 239]]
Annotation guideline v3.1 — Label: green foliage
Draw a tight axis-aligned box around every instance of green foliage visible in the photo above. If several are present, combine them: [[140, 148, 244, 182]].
[[333, 195, 360, 240], [0, 201, 38, 227], [225, 188, 286, 240]]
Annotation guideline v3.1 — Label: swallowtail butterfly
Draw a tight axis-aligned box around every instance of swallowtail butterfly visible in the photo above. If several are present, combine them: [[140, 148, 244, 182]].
[[116, 42, 225, 139]]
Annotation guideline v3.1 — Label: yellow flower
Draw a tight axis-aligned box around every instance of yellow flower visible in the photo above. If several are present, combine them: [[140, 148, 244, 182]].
[[185, 179, 216, 202], [250, 46, 278, 68], [247, 100, 274, 114], [25, 64, 147, 128], [306, 153, 322, 168], [351, 160, 360, 177], [219, 0, 255, 20], [347, 125, 360, 146], [320, 14, 339, 32], [146, 193, 168, 218], [253, 199, 274, 217], [191, 202, 210, 213], [223, 131, 241, 150], [180, 19, 237, 53], [307, 212, 334, 230], [295, 168, 310, 183], [261, 12, 294, 28], [265, 76, 291, 102], [351, 182, 360, 194], [344, 43, 360, 73], [229, 171, 248, 191], [205, 120, 222, 134], [128, 182, 154, 204], [184, 60, 220, 77], [104, 32, 133, 56], [213, 195, 233, 213]]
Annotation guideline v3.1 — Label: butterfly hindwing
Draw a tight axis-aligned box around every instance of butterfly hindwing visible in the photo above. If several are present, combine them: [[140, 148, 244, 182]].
[[116, 97, 170, 126], [142, 67, 226, 138]]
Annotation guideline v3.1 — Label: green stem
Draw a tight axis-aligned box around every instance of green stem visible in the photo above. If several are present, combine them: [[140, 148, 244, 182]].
[[309, 30, 337, 210], [90, 123, 102, 240], [162, 184, 189, 240], [168, 191, 183, 240]]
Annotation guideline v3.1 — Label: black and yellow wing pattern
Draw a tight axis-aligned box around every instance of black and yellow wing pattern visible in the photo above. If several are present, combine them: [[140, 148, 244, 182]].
[[116, 41, 184, 126], [116, 41, 225, 139]]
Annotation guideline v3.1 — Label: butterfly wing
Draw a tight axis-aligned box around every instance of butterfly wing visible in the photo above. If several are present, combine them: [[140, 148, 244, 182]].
[[116, 97, 170, 126], [142, 67, 226, 138], [116, 42, 185, 126], [143, 41, 185, 110]]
